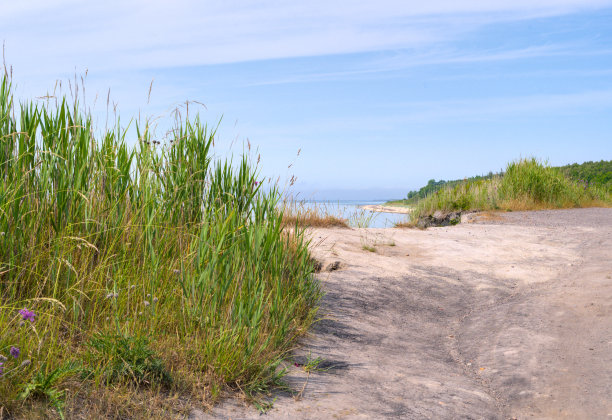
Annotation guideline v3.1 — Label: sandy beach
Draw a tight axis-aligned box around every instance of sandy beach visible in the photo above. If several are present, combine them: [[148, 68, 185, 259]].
[[359, 204, 413, 214], [195, 208, 612, 419]]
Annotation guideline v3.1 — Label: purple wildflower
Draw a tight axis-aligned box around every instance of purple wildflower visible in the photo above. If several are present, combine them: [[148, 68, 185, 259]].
[[18, 308, 36, 322], [10, 346, 20, 359], [253, 181, 259, 186]]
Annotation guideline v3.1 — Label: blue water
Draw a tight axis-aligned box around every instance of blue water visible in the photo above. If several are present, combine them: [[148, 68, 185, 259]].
[[299, 200, 410, 228]]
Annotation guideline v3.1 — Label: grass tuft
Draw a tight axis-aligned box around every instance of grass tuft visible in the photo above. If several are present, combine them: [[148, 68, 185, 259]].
[[86, 333, 171, 387]]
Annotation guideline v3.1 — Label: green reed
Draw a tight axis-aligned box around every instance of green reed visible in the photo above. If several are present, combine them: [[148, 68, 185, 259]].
[[0, 74, 320, 417]]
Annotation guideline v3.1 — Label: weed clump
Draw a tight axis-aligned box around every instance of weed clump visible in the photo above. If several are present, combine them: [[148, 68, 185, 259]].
[[19, 363, 79, 419], [86, 333, 171, 387]]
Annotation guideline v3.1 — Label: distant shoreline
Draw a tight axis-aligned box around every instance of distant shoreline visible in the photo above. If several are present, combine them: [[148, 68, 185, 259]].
[[360, 204, 413, 214]]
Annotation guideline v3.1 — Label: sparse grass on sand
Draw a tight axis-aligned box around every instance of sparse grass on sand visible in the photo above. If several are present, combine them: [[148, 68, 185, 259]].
[[0, 74, 321, 418], [408, 158, 612, 223]]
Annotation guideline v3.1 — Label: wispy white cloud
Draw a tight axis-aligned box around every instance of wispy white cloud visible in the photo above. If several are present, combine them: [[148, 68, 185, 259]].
[[2, 1, 610, 191], [426, 67, 612, 83], [246, 44, 612, 86], [2, 0, 612, 77]]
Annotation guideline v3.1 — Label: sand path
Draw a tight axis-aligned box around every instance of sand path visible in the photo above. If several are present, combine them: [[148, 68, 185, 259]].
[[193, 208, 612, 419]]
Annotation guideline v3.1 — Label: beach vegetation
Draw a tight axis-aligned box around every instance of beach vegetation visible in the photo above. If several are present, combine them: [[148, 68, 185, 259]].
[[280, 201, 349, 228], [393, 159, 612, 208], [0, 73, 320, 417], [348, 208, 378, 228], [362, 244, 376, 252], [408, 158, 611, 221]]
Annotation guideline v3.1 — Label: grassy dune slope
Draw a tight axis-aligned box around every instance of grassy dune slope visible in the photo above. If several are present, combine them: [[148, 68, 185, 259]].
[[0, 75, 320, 418], [394, 159, 612, 207], [410, 158, 612, 220]]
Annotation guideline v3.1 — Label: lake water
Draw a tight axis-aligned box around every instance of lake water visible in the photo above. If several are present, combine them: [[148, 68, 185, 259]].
[[298, 200, 410, 228]]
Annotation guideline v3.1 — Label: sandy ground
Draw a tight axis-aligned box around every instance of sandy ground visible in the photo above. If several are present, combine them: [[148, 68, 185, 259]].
[[359, 204, 413, 214], [192, 208, 612, 419]]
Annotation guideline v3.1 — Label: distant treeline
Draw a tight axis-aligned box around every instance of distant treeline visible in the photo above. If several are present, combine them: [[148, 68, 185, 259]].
[[558, 160, 612, 189], [404, 160, 612, 203]]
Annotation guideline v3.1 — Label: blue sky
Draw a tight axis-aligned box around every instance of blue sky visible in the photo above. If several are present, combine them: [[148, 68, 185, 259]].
[[2, 0, 612, 199]]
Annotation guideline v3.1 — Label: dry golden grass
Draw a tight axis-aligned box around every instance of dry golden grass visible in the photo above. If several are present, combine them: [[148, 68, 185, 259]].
[[282, 214, 348, 228], [280, 202, 349, 228], [393, 221, 418, 229], [64, 385, 193, 419], [497, 198, 612, 212]]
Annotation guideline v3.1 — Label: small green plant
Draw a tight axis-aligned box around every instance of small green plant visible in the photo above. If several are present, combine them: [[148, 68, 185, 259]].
[[19, 363, 79, 420], [349, 208, 378, 228], [86, 333, 171, 387], [359, 230, 393, 252], [253, 398, 276, 414], [301, 353, 328, 373]]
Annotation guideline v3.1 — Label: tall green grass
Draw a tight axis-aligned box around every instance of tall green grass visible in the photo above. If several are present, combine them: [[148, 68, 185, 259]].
[[412, 158, 612, 220], [0, 74, 320, 417]]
